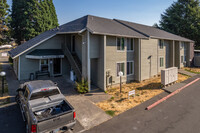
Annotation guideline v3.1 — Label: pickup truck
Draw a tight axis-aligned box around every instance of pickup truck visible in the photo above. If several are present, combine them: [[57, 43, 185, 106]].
[[15, 80, 76, 133]]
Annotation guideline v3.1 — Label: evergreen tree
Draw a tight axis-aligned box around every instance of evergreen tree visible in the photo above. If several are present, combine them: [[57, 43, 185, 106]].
[[159, 0, 200, 48], [0, 0, 11, 45], [11, 0, 58, 44]]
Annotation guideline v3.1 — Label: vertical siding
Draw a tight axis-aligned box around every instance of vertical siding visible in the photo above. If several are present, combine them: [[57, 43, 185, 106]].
[[81, 31, 88, 79], [140, 38, 158, 80]]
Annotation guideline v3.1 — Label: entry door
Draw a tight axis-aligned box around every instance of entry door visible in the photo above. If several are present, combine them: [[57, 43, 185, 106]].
[[53, 58, 61, 75]]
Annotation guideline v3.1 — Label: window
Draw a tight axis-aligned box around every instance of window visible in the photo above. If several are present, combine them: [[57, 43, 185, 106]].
[[30, 88, 60, 100], [159, 40, 164, 49], [40, 59, 49, 71], [181, 56, 184, 63], [117, 63, 125, 76], [180, 42, 185, 49], [127, 61, 134, 75], [127, 38, 134, 51], [160, 57, 164, 67], [117, 37, 125, 51]]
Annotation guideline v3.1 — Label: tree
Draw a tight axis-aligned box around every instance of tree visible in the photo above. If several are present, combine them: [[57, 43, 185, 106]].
[[0, 0, 11, 45], [11, 0, 58, 44], [159, 0, 200, 48]]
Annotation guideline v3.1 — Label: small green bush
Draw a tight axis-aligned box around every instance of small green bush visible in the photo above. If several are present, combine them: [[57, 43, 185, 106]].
[[75, 78, 88, 94], [105, 110, 115, 116]]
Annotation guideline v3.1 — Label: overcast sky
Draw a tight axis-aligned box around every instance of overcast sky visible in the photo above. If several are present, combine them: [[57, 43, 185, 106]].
[[7, 0, 176, 26]]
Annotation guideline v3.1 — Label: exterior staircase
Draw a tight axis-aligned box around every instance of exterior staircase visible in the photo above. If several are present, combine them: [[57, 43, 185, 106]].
[[72, 53, 82, 72], [63, 46, 82, 81]]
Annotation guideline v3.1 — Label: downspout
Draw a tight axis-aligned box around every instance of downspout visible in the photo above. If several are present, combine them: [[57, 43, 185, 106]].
[[139, 39, 141, 81]]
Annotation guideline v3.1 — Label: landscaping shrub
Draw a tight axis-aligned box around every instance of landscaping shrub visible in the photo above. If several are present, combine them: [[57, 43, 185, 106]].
[[105, 110, 115, 116], [75, 78, 88, 93]]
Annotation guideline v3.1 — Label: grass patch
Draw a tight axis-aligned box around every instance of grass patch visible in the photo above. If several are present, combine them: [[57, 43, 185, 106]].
[[184, 68, 200, 74], [105, 110, 115, 116]]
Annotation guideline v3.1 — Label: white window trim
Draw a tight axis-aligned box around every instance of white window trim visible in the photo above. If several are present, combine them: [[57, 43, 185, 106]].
[[159, 56, 164, 68], [116, 61, 126, 77], [116, 37, 125, 52], [127, 38, 134, 52], [127, 61, 134, 76], [159, 40, 164, 50]]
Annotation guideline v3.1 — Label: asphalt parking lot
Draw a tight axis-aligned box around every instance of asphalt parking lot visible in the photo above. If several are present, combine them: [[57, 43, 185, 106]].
[[0, 103, 83, 133]]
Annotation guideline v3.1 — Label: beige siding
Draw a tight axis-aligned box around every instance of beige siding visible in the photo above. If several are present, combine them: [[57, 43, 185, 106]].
[[140, 38, 158, 80], [106, 36, 127, 84], [134, 39, 140, 81], [81, 31, 88, 79]]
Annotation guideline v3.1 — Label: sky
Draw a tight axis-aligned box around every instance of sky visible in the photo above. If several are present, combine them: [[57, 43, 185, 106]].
[[7, 0, 176, 26]]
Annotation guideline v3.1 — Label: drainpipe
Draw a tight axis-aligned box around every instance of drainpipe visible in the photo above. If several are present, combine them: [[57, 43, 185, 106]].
[[87, 31, 91, 91], [138, 39, 141, 81]]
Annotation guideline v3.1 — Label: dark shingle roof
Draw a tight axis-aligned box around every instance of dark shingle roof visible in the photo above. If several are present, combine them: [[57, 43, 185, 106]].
[[9, 16, 88, 58], [9, 15, 194, 58], [86, 15, 146, 38], [114, 19, 193, 42]]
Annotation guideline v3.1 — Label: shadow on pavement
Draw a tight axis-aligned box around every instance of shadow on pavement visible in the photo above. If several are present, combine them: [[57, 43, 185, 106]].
[[0, 103, 25, 133]]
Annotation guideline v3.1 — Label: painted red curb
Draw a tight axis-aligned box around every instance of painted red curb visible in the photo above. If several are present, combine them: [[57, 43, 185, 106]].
[[146, 78, 200, 110]]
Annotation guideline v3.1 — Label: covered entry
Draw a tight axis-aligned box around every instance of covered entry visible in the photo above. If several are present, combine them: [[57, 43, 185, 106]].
[[26, 49, 64, 77]]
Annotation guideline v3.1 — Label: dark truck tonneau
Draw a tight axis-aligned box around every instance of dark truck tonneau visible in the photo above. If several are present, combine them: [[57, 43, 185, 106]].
[[16, 80, 76, 133]]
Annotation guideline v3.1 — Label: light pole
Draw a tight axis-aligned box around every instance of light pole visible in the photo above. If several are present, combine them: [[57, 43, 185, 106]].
[[118, 71, 123, 93], [0, 71, 6, 97]]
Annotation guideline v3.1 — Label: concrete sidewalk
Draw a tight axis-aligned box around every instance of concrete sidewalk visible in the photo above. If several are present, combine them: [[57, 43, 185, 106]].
[[162, 74, 200, 93], [178, 69, 196, 77], [0, 59, 19, 102], [49, 77, 112, 130]]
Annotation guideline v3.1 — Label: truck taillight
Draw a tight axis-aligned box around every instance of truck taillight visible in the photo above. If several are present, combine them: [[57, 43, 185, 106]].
[[73, 112, 76, 119], [31, 124, 37, 133]]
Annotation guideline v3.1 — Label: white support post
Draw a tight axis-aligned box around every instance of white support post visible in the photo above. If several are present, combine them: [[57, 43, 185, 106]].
[[87, 31, 91, 91], [173, 40, 175, 67], [18, 56, 20, 80]]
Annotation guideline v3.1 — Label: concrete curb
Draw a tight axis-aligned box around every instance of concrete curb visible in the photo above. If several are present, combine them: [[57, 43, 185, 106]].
[[146, 78, 200, 110]]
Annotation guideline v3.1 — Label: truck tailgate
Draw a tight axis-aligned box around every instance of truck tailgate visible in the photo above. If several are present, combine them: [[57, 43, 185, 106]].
[[37, 111, 75, 133]]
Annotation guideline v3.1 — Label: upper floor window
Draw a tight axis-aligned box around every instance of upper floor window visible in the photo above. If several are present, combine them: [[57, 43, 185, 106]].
[[127, 38, 134, 51], [117, 37, 125, 51], [180, 42, 185, 49], [159, 40, 164, 49]]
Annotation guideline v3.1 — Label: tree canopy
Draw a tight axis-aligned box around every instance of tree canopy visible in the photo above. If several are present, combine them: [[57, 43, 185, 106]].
[[0, 0, 11, 45], [159, 0, 200, 48], [11, 0, 59, 44]]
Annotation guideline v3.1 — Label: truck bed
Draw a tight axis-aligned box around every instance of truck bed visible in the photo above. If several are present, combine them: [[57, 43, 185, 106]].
[[33, 100, 75, 132], [34, 100, 72, 122]]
